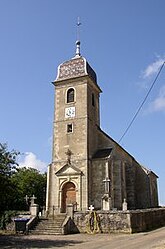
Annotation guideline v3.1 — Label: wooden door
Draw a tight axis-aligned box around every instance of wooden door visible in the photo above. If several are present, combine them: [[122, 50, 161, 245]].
[[61, 182, 76, 213]]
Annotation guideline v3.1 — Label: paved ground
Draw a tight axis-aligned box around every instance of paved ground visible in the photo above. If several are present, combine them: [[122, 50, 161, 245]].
[[0, 227, 165, 249]]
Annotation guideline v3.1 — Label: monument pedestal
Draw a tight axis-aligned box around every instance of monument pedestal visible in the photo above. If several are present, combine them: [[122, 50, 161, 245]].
[[102, 195, 112, 211], [30, 204, 39, 216], [66, 204, 74, 218]]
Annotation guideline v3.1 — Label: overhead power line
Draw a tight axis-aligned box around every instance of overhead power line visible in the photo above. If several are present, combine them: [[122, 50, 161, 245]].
[[118, 61, 165, 144]]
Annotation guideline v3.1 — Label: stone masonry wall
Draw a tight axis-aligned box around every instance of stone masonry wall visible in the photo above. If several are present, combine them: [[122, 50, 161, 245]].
[[91, 160, 105, 209], [130, 208, 165, 232], [73, 208, 165, 234]]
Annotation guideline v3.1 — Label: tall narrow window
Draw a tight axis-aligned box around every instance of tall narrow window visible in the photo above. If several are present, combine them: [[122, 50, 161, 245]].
[[67, 124, 73, 133], [67, 88, 74, 103]]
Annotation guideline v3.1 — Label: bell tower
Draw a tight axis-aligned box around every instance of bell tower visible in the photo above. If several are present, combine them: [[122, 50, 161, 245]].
[[46, 40, 102, 214], [46, 33, 159, 214]]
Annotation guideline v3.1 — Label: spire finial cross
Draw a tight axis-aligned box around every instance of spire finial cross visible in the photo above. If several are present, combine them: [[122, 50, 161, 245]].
[[75, 17, 81, 57], [76, 17, 81, 41]]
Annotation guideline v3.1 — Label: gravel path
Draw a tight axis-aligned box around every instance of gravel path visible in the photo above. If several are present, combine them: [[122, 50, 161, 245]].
[[0, 227, 165, 249]]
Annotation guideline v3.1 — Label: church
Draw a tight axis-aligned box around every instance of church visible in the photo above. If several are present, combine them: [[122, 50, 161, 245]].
[[46, 40, 158, 215]]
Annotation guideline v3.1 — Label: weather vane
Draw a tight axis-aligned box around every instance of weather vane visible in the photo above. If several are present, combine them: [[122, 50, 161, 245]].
[[75, 17, 82, 57], [76, 17, 81, 41]]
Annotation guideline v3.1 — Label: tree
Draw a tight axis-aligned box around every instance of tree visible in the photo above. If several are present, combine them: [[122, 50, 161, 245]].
[[0, 143, 19, 212], [11, 167, 47, 210], [0, 143, 47, 212]]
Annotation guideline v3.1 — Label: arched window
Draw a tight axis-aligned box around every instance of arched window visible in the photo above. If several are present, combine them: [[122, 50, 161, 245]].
[[67, 88, 75, 103]]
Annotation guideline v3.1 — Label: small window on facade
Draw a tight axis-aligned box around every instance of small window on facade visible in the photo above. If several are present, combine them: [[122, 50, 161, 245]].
[[67, 88, 74, 103], [92, 93, 95, 106], [67, 124, 73, 133]]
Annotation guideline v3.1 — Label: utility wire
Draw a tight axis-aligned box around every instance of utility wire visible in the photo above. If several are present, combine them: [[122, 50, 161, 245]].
[[118, 61, 165, 144]]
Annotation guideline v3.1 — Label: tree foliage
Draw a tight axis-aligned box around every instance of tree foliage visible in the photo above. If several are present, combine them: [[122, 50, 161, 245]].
[[0, 143, 19, 212], [0, 143, 19, 176], [0, 143, 47, 213], [11, 167, 47, 210]]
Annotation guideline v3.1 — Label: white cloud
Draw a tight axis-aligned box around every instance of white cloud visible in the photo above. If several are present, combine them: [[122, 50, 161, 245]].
[[148, 85, 165, 113], [142, 57, 164, 79], [19, 152, 47, 173]]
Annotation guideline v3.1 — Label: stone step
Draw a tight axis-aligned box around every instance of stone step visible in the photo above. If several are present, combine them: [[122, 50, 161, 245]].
[[29, 230, 62, 235], [36, 221, 64, 226], [40, 221, 64, 224], [38, 217, 65, 222], [37, 221, 63, 226], [29, 214, 66, 235], [36, 224, 62, 230], [30, 228, 63, 235]]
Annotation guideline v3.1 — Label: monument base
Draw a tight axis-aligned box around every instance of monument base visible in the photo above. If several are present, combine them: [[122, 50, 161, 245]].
[[30, 204, 39, 216]]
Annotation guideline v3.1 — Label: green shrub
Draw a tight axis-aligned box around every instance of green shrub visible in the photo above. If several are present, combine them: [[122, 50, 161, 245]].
[[0, 210, 17, 230]]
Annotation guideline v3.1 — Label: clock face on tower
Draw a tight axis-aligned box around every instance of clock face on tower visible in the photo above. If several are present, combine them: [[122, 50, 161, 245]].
[[65, 107, 75, 118]]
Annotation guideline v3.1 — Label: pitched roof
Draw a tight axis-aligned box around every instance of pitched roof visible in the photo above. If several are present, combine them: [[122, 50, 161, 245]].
[[55, 163, 82, 176], [92, 148, 112, 159]]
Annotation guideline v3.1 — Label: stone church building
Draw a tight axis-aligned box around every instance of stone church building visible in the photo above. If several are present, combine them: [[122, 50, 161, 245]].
[[46, 41, 158, 215]]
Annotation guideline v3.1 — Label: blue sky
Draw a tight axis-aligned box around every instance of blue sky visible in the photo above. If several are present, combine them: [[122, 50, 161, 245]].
[[0, 0, 165, 205]]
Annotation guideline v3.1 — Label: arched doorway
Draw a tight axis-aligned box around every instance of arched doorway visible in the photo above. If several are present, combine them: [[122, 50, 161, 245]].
[[61, 182, 76, 213]]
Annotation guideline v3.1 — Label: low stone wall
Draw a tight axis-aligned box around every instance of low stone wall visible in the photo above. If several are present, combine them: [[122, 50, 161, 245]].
[[130, 208, 165, 233], [73, 208, 165, 234]]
